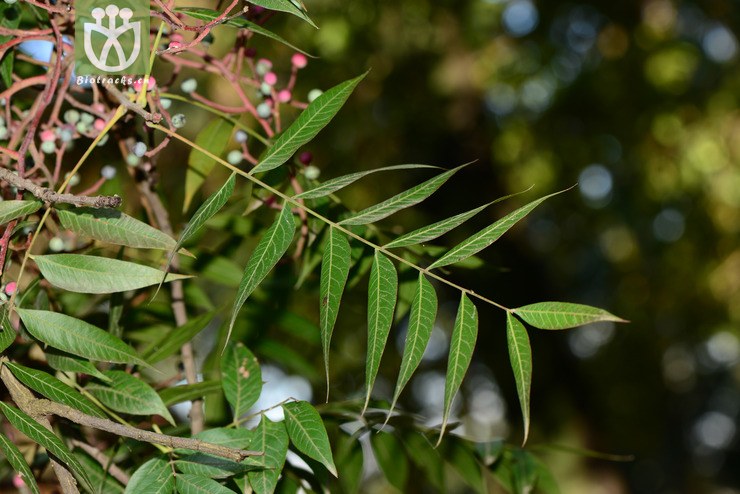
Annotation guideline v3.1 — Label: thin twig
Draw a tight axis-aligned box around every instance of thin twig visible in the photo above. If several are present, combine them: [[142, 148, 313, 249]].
[[0, 364, 80, 494], [103, 83, 162, 123], [69, 439, 130, 485], [0, 167, 121, 208], [42, 400, 260, 461]]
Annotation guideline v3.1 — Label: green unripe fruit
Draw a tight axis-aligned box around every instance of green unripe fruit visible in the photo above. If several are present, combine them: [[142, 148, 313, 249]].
[[75, 122, 89, 134], [133, 141, 147, 157], [48, 237, 64, 252], [80, 113, 94, 125], [235, 130, 248, 143], [180, 78, 197, 94], [40, 140, 56, 154], [126, 154, 140, 167], [64, 109, 80, 124], [304, 165, 320, 180], [307, 89, 323, 102], [172, 113, 187, 128], [256, 103, 272, 119], [160, 98, 172, 110], [0, 127, 8, 140], [227, 150, 243, 165]]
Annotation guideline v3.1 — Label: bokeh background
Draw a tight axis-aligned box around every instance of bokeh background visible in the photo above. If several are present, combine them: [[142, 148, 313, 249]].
[[243, 1, 738, 492], [96, 0, 739, 492]]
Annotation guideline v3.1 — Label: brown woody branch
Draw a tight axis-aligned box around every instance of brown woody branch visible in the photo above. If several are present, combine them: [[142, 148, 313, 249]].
[[0, 361, 261, 464], [0, 167, 122, 208]]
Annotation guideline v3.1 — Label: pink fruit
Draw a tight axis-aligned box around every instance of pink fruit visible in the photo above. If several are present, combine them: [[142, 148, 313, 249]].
[[291, 53, 308, 69]]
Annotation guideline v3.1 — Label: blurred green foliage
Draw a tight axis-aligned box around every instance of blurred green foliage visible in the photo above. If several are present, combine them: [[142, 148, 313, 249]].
[[214, 1, 737, 492]]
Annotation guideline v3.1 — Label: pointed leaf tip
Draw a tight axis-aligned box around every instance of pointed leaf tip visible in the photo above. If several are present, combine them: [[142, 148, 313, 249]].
[[513, 302, 627, 330], [507, 313, 532, 445]]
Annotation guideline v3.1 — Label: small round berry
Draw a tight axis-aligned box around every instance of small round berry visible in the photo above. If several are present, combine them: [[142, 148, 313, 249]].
[[132, 141, 147, 157], [256, 103, 272, 119], [101, 165, 116, 179], [40, 140, 56, 154], [180, 78, 197, 94], [67, 173, 80, 187], [245, 47, 257, 58], [91, 103, 105, 113], [251, 5, 265, 14], [4, 281, 17, 296], [93, 118, 106, 131], [263, 72, 278, 86], [260, 82, 272, 96], [75, 122, 89, 134], [170, 33, 184, 44], [0, 116, 5, 127], [277, 89, 292, 103], [80, 113, 94, 125], [40, 129, 56, 142], [59, 128, 74, 143], [64, 109, 80, 124], [172, 113, 187, 128], [235, 130, 248, 143], [299, 151, 313, 165], [97, 134, 109, 146], [160, 98, 172, 110], [307, 89, 323, 102], [0, 127, 8, 140], [256, 58, 272, 76], [227, 149, 243, 165], [291, 53, 308, 69], [48, 237, 65, 252], [4, 0, 18, 5], [304, 165, 320, 180], [126, 154, 140, 167], [12, 473, 24, 488], [168, 41, 182, 50]]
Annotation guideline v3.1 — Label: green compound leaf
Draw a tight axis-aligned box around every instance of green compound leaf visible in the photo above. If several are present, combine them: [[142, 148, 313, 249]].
[[340, 164, 466, 226], [181, 173, 237, 248], [221, 342, 262, 421], [86, 370, 175, 425], [388, 273, 437, 418], [185, 118, 234, 211], [506, 313, 532, 445], [512, 302, 628, 329], [0, 432, 41, 494], [371, 432, 409, 491], [0, 305, 16, 353], [438, 294, 478, 446], [245, 417, 289, 494], [175, 474, 234, 494], [252, 73, 366, 174], [73, 451, 125, 494], [0, 402, 91, 491], [57, 208, 176, 251], [296, 164, 439, 200], [17, 309, 147, 366], [319, 228, 351, 399], [5, 362, 105, 418], [175, 7, 312, 56], [245, 0, 318, 28], [144, 311, 215, 364], [32, 254, 190, 294], [0, 200, 41, 226], [429, 189, 567, 269], [159, 380, 221, 407], [227, 203, 296, 343], [45, 349, 110, 382], [283, 401, 337, 477], [385, 202, 491, 248], [124, 456, 175, 494], [364, 251, 397, 413]]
